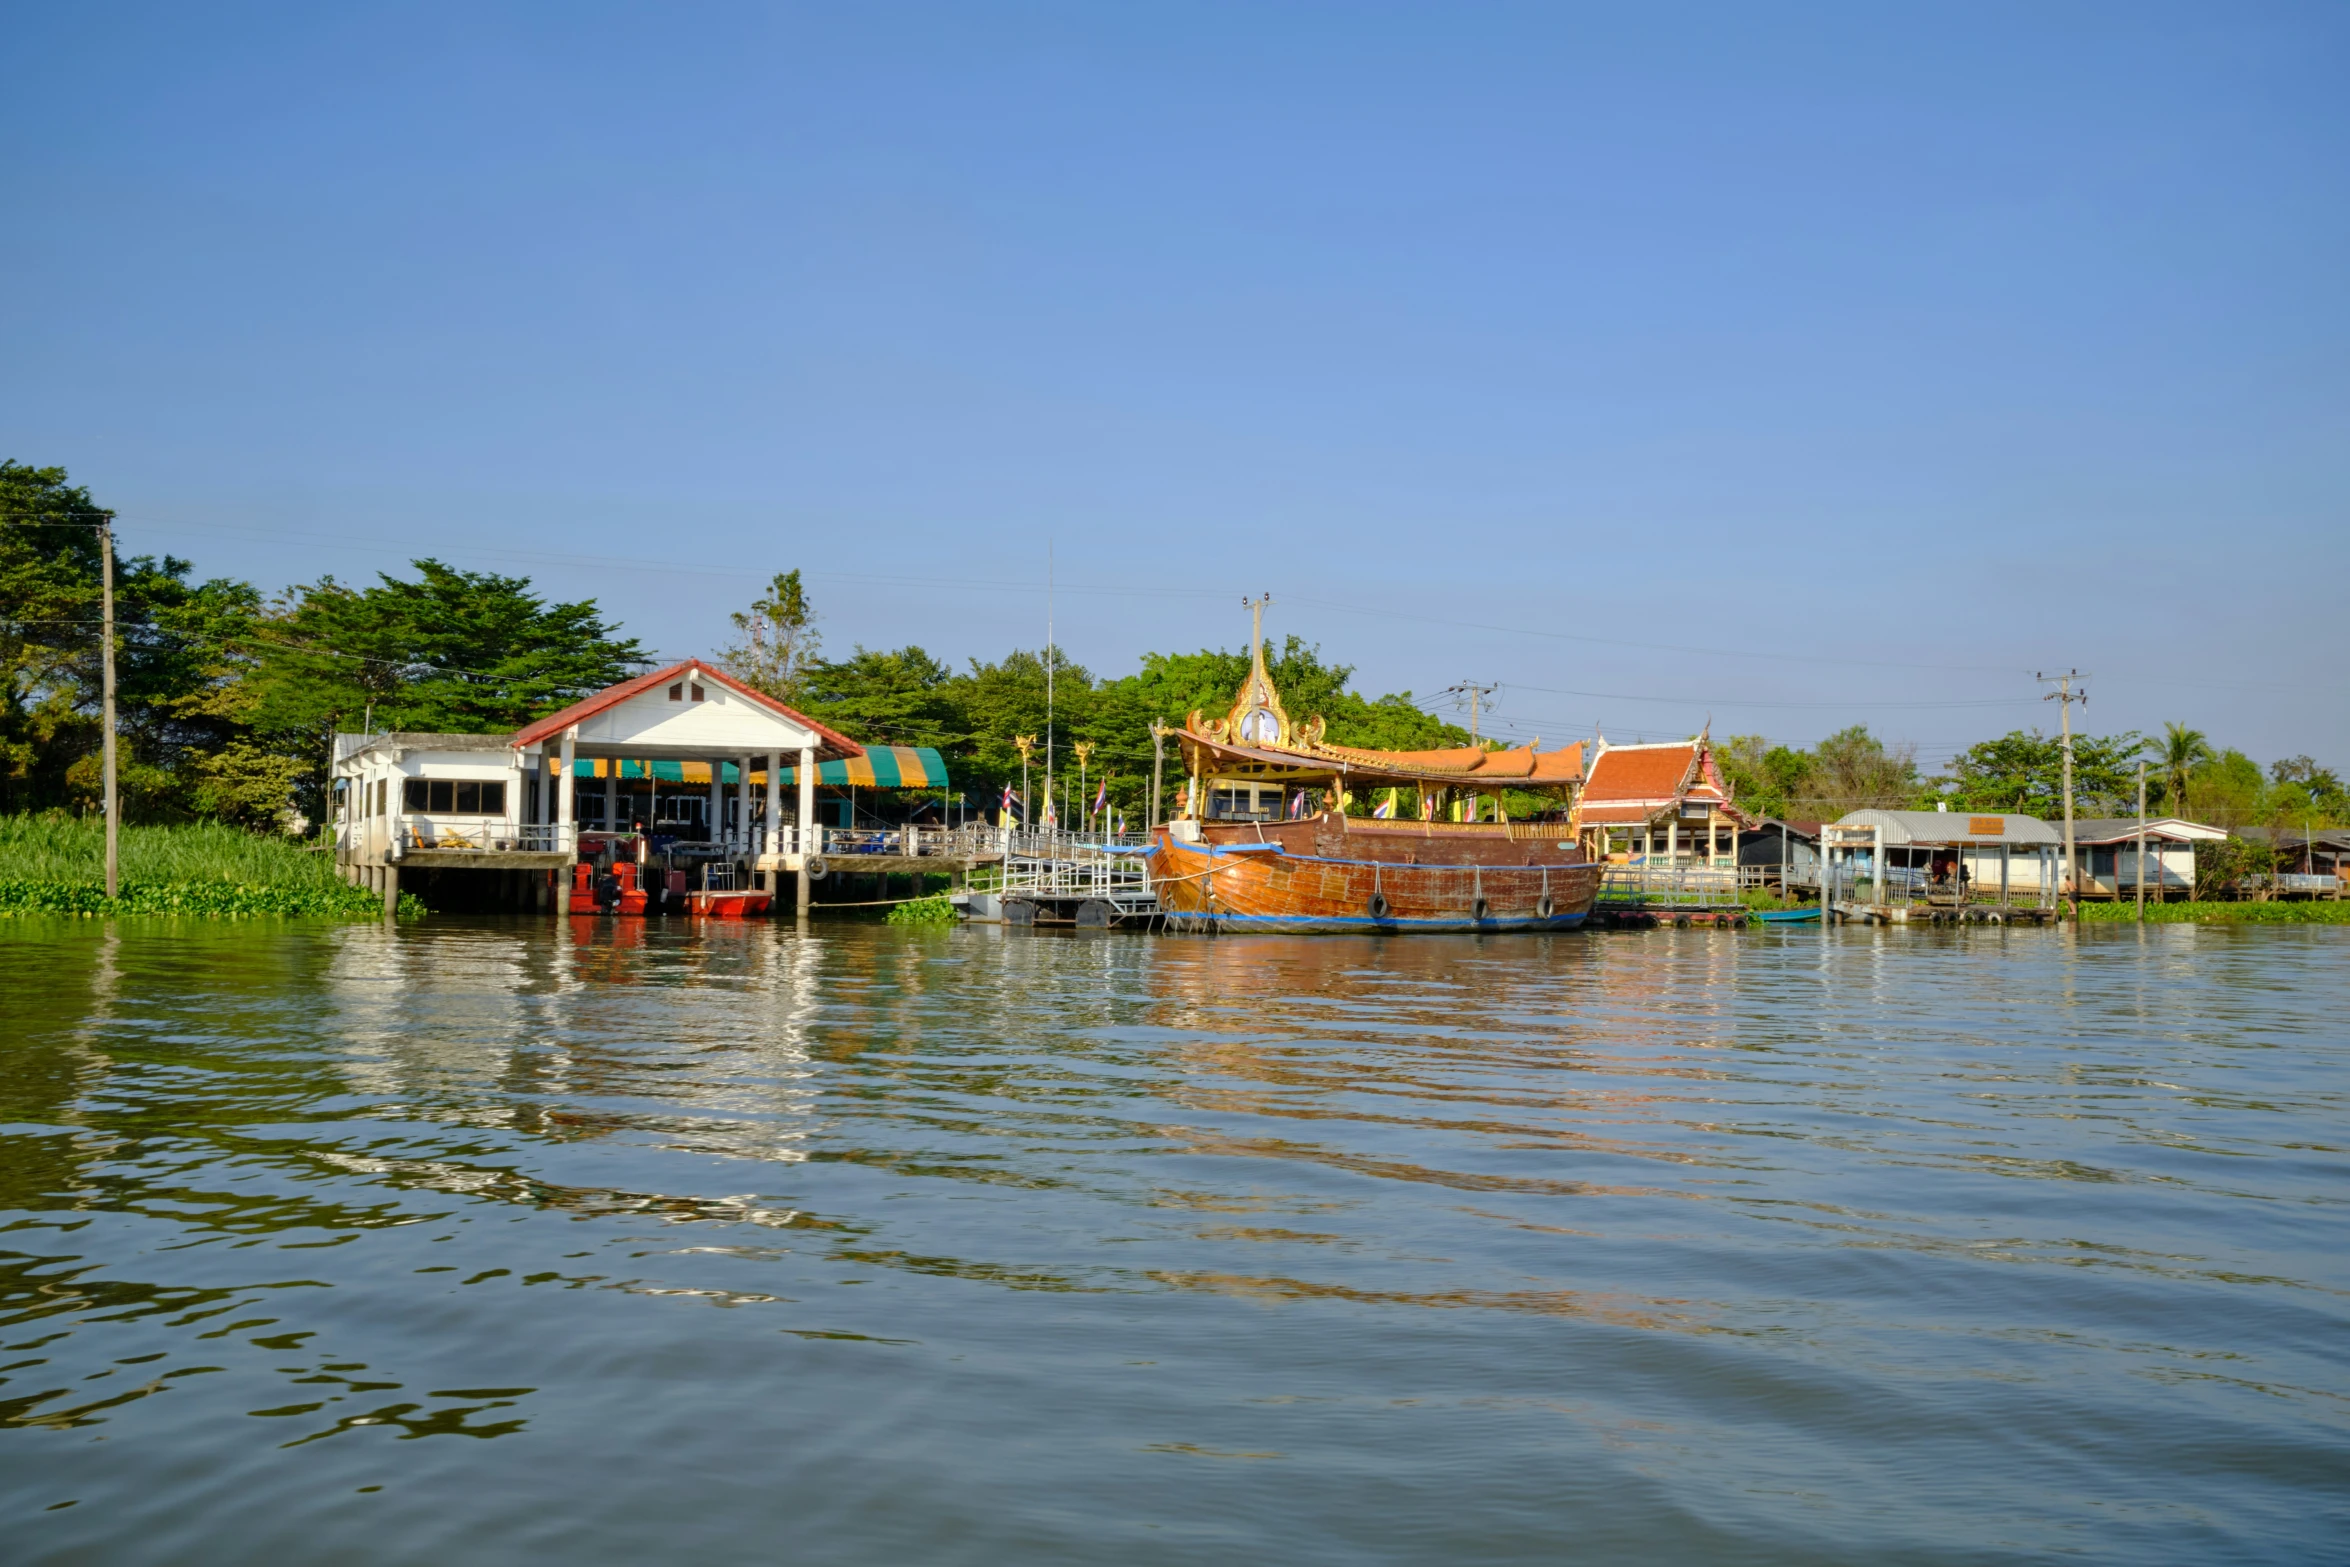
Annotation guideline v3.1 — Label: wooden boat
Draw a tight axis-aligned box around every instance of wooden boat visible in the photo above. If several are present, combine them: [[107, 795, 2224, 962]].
[[1143, 607, 1600, 934]]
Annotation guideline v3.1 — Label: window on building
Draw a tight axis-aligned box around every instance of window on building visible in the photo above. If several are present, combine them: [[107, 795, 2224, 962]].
[[1209, 786, 1276, 821], [692, 683, 706, 701], [669, 682, 684, 701], [402, 779, 509, 815]]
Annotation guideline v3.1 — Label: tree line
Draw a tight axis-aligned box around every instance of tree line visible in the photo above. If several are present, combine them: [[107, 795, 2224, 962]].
[[1, 464, 1465, 828], [1717, 723, 2344, 829], [7, 460, 2341, 833]]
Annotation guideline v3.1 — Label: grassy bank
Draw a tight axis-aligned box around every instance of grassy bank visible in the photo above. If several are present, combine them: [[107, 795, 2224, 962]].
[[0, 815, 417, 919], [2074, 899, 2350, 925]]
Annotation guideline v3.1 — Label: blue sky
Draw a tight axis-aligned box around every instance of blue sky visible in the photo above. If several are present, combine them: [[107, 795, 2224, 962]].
[[5, 3, 2344, 771]]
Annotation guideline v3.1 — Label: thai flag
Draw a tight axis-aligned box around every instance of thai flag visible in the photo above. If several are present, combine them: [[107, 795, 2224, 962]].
[[1374, 791, 1394, 819], [1093, 781, 1107, 816], [1001, 783, 1016, 821]]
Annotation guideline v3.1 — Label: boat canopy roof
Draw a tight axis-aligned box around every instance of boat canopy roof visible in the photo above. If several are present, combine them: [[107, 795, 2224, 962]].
[[1173, 625, 1583, 791], [1180, 729, 1584, 789]]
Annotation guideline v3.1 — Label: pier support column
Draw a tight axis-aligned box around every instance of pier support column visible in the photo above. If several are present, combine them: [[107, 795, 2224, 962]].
[[381, 864, 399, 919], [558, 730, 578, 859], [765, 750, 781, 864], [796, 743, 816, 923]]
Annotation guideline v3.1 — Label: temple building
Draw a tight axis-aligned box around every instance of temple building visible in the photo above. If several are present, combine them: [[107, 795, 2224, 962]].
[[1571, 734, 1754, 866]]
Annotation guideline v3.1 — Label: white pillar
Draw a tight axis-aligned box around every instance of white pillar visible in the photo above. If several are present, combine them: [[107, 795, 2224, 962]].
[[739, 753, 753, 854], [765, 751, 781, 858], [796, 743, 817, 919], [558, 728, 578, 851], [603, 764, 617, 836], [707, 763, 722, 847]]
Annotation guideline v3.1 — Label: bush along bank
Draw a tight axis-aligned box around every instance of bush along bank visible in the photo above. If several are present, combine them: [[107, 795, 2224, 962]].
[[884, 893, 960, 926], [0, 875, 422, 919], [2074, 900, 2350, 925], [0, 815, 423, 919]]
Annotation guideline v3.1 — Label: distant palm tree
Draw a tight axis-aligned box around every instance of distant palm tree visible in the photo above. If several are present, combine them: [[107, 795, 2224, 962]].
[[2161, 722, 2212, 817]]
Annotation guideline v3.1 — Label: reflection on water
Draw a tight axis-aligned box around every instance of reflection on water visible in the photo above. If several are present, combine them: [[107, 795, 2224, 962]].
[[4, 918, 2346, 1564]]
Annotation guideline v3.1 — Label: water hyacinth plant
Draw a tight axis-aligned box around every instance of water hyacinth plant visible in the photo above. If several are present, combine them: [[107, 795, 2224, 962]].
[[0, 814, 417, 919]]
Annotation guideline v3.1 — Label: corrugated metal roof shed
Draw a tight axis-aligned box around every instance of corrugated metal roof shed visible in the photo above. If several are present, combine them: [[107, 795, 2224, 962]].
[[1831, 809, 2062, 846]]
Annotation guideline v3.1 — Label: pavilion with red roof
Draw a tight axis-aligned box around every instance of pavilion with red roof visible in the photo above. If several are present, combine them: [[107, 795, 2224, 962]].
[[1571, 732, 1755, 866]]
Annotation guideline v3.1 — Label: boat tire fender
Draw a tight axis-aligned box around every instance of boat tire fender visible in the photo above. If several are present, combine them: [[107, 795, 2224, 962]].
[[804, 857, 830, 882], [1537, 895, 1555, 920], [1366, 892, 1391, 921], [1472, 897, 1491, 923]]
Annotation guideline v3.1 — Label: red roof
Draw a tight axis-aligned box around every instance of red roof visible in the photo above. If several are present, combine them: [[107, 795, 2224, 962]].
[[1580, 743, 1699, 803], [510, 660, 864, 759]]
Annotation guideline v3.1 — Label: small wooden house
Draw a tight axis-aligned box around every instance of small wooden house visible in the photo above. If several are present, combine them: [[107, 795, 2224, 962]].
[[2066, 818, 2226, 901]]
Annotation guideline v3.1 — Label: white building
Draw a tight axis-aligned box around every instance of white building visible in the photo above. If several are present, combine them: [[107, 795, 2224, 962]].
[[334, 658, 862, 914], [2067, 818, 2227, 901]]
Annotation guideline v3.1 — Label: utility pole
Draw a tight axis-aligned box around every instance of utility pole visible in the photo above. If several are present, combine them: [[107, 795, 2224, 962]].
[[1444, 680, 1499, 743], [2038, 670, 2088, 920], [1148, 719, 1166, 831], [2136, 760, 2147, 924], [1044, 544, 1054, 837], [100, 512, 119, 899]]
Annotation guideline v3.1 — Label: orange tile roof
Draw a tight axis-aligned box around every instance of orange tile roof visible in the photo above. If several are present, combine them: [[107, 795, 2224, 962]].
[[1580, 743, 1697, 803]]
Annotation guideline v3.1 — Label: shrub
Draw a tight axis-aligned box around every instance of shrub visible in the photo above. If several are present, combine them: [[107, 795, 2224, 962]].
[[885, 893, 960, 926]]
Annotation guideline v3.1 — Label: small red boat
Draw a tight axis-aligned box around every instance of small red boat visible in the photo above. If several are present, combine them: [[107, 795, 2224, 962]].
[[568, 860, 649, 915], [686, 887, 773, 918]]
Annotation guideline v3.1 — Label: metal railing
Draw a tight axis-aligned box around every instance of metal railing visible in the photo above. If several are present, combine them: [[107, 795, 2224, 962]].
[[390, 819, 575, 854], [999, 841, 1158, 909], [1597, 865, 1745, 909], [803, 823, 1008, 860]]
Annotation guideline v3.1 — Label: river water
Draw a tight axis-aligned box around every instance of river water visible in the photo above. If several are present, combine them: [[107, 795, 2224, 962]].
[[4, 918, 2345, 1564]]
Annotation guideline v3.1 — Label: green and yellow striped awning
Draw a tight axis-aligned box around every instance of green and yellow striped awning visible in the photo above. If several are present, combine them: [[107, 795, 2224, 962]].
[[571, 747, 947, 790], [786, 746, 948, 789]]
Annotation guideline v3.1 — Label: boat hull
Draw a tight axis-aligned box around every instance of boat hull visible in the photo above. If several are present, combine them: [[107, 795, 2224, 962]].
[[1145, 824, 1601, 934]]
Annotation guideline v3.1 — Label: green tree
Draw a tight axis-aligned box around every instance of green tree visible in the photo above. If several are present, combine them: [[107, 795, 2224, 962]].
[[1802, 725, 1923, 817], [2268, 757, 2346, 825], [2158, 722, 2213, 816], [720, 569, 822, 701], [2185, 748, 2268, 829], [1, 461, 274, 820], [1716, 734, 1814, 821], [796, 646, 963, 750], [1941, 728, 2144, 818], [247, 560, 645, 817]]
